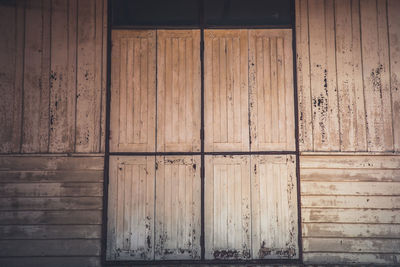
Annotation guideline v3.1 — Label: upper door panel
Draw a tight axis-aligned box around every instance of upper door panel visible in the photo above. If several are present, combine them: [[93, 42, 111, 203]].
[[157, 30, 201, 152], [110, 30, 156, 152], [249, 29, 295, 151], [204, 30, 250, 152]]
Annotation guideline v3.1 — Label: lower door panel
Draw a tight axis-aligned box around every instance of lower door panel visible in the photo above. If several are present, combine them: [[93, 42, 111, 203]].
[[155, 156, 201, 260]]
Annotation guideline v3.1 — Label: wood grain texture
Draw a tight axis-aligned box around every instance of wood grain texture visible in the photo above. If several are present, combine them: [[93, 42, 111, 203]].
[[295, 0, 313, 151], [107, 156, 155, 261], [0, 0, 106, 154], [0, 0, 24, 153], [155, 156, 201, 260], [205, 155, 251, 260], [296, 0, 399, 153], [204, 30, 249, 152], [308, 0, 340, 151], [249, 30, 295, 151], [157, 30, 201, 152], [75, 0, 105, 152], [301, 154, 400, 265], [388, 0, 400, 152], [0, 155, 103, 266], [251, 155, 298, 259], [110, 30, 156, 152]]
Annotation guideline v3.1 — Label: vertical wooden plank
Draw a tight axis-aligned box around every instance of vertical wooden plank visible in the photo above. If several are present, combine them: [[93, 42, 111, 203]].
[[251, 155, 298, 259], [109, 30, 156, 152], [107, 156, 155, 260], [388, 0, 400, 152], [0, 0, 23, 153], [100, 0, 107, 153], [204, 155, 251, 260], [360, 0, 393, 151], [335, 0, 367, 152], [308, 0, 340, 151], [49, 0, 77, 152], [204, 30, 249, 152], [22, 0, 51, 153], [249, 30, 295, 151], [295, 0, 313, 151], [75, 0, 104, 152], [155, 156, 201, 260], [157, 30, 201, 152]]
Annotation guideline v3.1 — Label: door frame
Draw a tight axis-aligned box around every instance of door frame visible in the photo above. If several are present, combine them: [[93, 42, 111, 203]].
[[101, 0, 302, 265]]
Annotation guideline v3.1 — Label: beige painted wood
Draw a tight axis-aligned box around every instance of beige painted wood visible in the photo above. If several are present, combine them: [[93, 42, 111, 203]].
[[0, 239, 100, 256], [295, 0, 313, 151], [205, 155, 251, 260], [302, 181, 400, 196], [249, 30, 295, 151], [300, 155, 400, 169], [157, 30, 201, 152], [0, 210, 102, 225], [48, 0, 77, 153], [75, 0, 105, 152], [301, 168, 400, 182], [335, 0, 367, 152], [251, 155, 298, 259], [110, 30, 156, 152], [301, 154, 400, 265], [308, 0, 340, 151], [0, 0, 106, 154], [302, 195, 400, 209], [0, 257, 101, 267], [204, 30, 249, 152], [155, 156, 201, 260], [303, 238, 400, 253], [0, 197, 102, 211], [107, 156, 155, 261], [0, 0, 23, 153], [388, 0, 400, 152], [302, 208, 400, 224], [303, 252, 400, 265], [0, 225, 101, 239], [21, 0, 51, 153], [296, 0, 398, 153], [303, 223, 400, 238], [360, 0, 393, 152]]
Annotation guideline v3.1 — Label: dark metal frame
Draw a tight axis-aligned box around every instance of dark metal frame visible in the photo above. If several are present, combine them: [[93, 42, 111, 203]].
[[102, 0, 302, 265]]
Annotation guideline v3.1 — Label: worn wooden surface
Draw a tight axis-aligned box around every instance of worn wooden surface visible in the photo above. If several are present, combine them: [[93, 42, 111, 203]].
[[155, 156, 201, 260], [0, 155, 103, 267], [251, 155, 298, 259], [0, 0, 107, 154], [249, 30, 295, 152], [205, 155, 299, 260], [107, 156, 155, 261], [110, 30, 156, 152], [157, 30, 201, 152], [301, 155, 400, 265], [204, 30, 250, 152], [296, 0, 400, 152]]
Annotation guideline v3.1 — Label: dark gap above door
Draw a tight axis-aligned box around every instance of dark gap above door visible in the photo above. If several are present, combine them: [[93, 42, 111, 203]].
[[111, 0, 292, 28]]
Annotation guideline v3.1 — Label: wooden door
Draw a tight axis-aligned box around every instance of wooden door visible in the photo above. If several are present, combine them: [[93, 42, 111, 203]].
[[203, 29, 298, 260], [108, 29, 298, 261]]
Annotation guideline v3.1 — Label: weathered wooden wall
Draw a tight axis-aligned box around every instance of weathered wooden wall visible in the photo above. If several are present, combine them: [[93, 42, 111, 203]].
[[296, 0, 400, 265], [301, 155, 400, 264], [0, 0, 107, 154], [0, 0, 107, 266], [0, 155, 104, 267], [296, 0, 400, 152]]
